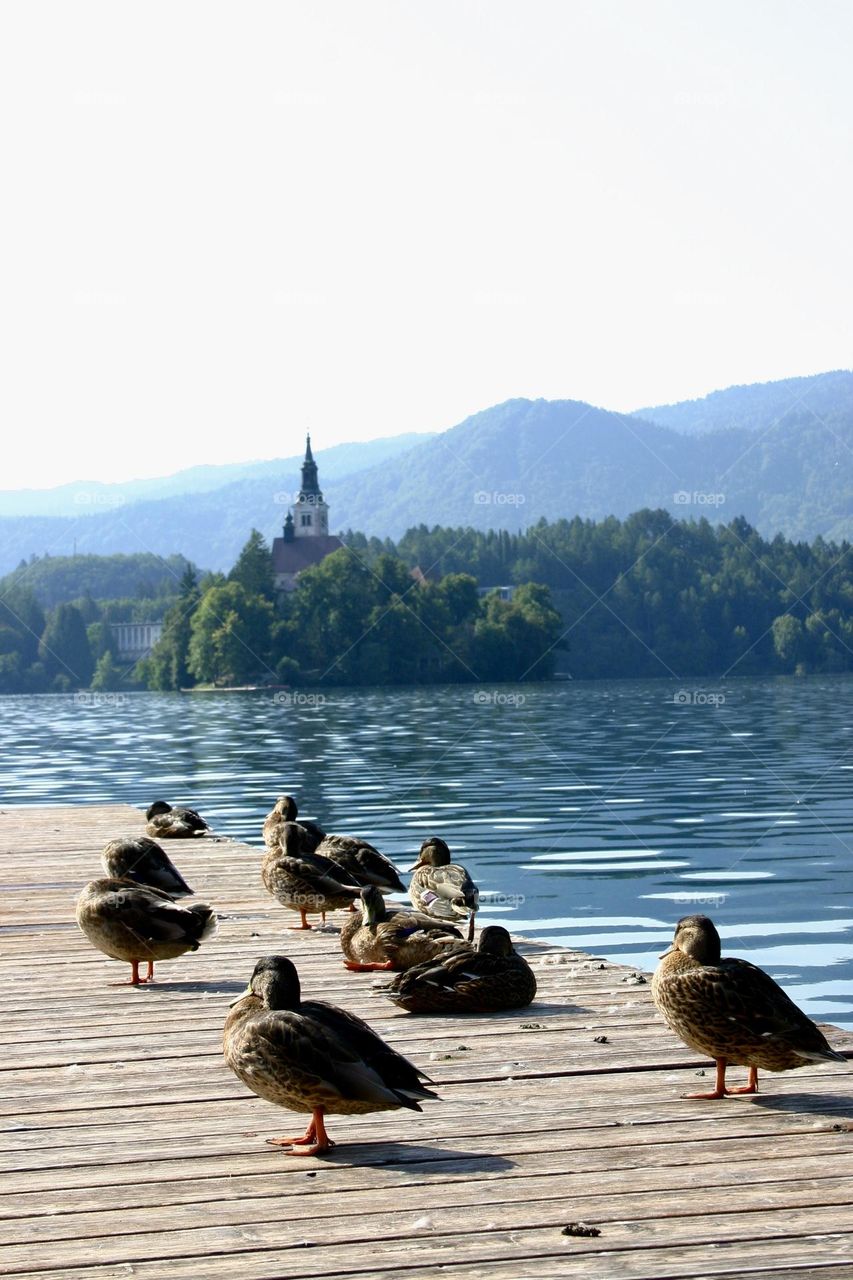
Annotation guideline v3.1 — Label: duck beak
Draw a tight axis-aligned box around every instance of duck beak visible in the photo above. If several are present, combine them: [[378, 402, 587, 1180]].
[[658, 946, 674, 959], [407, 860, 425, 873], [229, 984, 252, 1007]]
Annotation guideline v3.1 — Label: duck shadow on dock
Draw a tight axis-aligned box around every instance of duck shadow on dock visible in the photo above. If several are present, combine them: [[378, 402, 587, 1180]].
[[137, 979, 249, 995], [289, 1141, 516, 1171], [751, 1091, 853, 1121]]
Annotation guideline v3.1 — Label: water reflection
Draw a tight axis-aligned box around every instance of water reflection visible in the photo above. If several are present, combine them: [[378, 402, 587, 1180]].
[[0, 675, 851, 1025]]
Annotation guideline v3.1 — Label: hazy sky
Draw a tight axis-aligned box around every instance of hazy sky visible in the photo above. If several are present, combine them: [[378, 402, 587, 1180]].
[[2, 0, 851, 487]]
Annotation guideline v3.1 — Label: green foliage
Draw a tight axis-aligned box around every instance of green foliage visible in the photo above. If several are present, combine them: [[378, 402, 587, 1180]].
[[393, 512, 853, 679], [187, 582, 274, 685], [90, 651, 124, 692], [270, 548, 562, 686], [0, 553, 195, 609], [145, 572, 201, 691], [38, 603, 94, 689], [229, 530, 274, 600]]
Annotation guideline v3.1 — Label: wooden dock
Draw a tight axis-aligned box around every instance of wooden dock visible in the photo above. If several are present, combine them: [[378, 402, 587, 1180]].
[[2, 804, 853, 1280]]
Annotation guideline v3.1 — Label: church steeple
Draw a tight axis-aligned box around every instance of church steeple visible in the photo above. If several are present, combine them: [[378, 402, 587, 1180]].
[[292, 434, 329, 538], [298, 434, 321, 499]]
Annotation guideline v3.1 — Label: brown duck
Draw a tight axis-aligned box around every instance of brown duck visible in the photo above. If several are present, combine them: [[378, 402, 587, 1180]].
[[340, 885, 463, 972], [384, 925, 536, 1014], [652, 914, 847, 1098], [224, 955, 438, 1155]]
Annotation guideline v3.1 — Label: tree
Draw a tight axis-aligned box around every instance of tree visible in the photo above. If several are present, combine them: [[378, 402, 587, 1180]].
[[229, 530, 275, 601], [38, 603, 94, 688], [145, 571, 201, 691], [187, 583, 274, 685], [91, 651, 124, 692]]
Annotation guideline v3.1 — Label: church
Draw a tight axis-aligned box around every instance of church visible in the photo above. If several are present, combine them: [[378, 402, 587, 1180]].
[[271, 436, 343, 591]]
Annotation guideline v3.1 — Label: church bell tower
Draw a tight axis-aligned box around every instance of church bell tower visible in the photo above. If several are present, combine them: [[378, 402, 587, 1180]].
[[292, 435, 329, 537]]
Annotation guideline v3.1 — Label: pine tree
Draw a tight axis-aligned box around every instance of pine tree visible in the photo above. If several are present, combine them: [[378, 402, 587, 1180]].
[[229, 530, 275, 601], [38, 604, 94, 688]]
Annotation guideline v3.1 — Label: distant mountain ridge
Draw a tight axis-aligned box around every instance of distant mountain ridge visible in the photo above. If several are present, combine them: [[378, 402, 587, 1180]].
[[0, 372, 849, 574], [0, 433, 436, 518], [634, 369, 853, 435]]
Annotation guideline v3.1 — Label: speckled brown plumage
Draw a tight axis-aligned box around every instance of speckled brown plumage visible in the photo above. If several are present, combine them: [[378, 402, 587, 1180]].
[[223, 955, 438, 1154], [652, 914, 846, 1097], [385, 925, 536, 1014], [75, 878, 216, 985], [340, 886, 463, 971], [408, 837, 479, 940], [261, 824, 360, 928]]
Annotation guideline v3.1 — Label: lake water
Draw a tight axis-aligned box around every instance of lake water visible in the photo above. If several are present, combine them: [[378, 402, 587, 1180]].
[[2, 676, 852, 1027]]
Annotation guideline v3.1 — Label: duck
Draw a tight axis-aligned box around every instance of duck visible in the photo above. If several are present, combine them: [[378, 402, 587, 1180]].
[[75, 873, 217, 986], [262, 796, 324, 853], [383, 925, 536, 1014], [101, 836, 193, 896], [261, 822, 360, 929], [408, 837, 479, 941], [224, 954, 439, 1155], [340, 886, 464, 972], [263, 797, 404, 895], [145, 800, 209, 838], [652, 914, 847, 1098], [315, 835, 406, 895]]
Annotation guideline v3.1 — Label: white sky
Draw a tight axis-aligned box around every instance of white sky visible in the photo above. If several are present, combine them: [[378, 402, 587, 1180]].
[[1, 0, 851, 488]]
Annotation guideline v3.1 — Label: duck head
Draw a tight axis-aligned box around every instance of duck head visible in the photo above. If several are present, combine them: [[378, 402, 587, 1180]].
[[146, 801, 172, 820], [274, 795, 299, 820], [661, 914, 722, 964], [237, 955, 301, 1010], [478, 925, 514, 957], [360, 884, 388, 927], [410, 836, 452, 871]]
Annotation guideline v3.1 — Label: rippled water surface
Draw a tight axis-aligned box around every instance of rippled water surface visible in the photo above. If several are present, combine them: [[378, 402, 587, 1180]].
[[2, 677, 852, 1025]]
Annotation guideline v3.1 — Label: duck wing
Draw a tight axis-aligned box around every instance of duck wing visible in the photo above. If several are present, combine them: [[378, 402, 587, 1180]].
[[95, 882, 211, 947], [122, 839, 193, 896], [666, 958, 845, 1061], [247, 1008, 433, 1109], [317, 836, 405, 892], [302, 999, 437, 1102]]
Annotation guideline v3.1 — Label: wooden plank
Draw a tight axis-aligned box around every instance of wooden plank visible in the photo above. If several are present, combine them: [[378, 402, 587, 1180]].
[[2, 804, 853, 1280]]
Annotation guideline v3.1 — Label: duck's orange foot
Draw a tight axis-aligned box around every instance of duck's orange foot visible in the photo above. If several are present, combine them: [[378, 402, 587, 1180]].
[[266, 1109, 335, 1155], [682, 1088, 728, 1099], [343, 960, 395, 971]]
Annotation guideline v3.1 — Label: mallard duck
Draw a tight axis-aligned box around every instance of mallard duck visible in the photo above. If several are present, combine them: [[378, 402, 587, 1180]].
[[261, 823, 360, 929], [101, 836, 193, 896], [652, 915, 847, 1098], [76, 877, 217, 985], [263, 797, 404, 894], [409, 837, 479, 941], [224, 955, 439, 1155], [340, 886, 463, 972], [316, 835, 406, 894], [384, 925, 536, 1013], [262, 796, 324, 853], [146, 801, 209, 838]]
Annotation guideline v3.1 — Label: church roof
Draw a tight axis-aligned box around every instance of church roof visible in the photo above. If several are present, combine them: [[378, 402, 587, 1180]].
[[299, 434, 322, 498], [271, 534, 343, 575]]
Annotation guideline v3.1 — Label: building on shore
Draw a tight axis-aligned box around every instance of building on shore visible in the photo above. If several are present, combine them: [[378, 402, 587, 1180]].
[[272, 436, 343, 592], [110, 621, 164, 662]]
